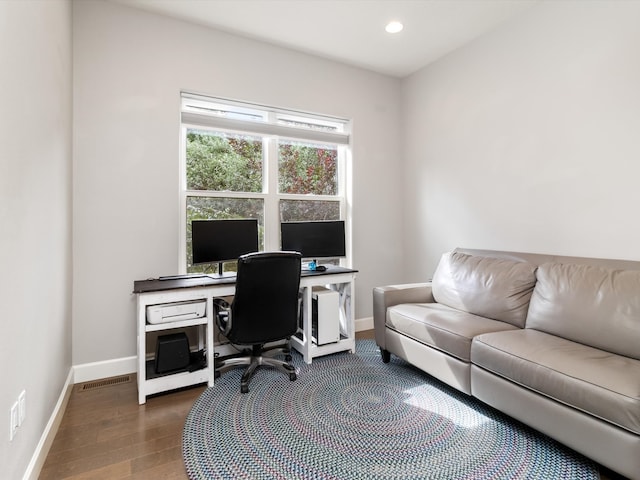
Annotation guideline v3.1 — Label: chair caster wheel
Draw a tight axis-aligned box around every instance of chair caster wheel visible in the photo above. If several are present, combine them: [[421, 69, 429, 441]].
[[241, 385, 249, 394], [285, 354, 292, 362], [289, 372, 297, 381]]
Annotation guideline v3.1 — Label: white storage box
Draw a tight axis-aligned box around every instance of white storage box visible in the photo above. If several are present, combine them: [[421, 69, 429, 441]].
[[312, 287, 340, 345]]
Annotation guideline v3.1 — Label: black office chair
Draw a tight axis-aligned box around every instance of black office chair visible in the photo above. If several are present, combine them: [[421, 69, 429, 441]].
[[213, 251, 302, 393]]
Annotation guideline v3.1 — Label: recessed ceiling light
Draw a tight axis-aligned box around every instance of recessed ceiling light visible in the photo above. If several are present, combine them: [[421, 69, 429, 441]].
[[385, 21, 404, 34]]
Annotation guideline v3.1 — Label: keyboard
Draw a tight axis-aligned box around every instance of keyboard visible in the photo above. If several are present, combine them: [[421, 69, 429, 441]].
[[158, 274, 209, 281]]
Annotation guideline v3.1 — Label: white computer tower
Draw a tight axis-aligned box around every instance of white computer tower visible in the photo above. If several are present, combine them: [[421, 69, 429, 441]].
[[312, 286, 340, 345]]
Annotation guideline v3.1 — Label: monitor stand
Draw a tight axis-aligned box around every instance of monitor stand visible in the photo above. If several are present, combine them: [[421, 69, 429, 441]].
[[207, 262, 235, 279]]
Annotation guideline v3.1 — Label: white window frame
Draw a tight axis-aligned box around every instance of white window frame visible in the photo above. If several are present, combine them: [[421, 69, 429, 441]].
[[179, 93, 352, 272]]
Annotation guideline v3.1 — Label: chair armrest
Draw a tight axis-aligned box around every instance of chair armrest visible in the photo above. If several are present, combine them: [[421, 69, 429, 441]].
[[213, 297, 232, 336], [372, 283, 434, 350]]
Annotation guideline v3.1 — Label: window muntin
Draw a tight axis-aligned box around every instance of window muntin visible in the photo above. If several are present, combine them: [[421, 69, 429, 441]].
[[180, 94, 350, 273]]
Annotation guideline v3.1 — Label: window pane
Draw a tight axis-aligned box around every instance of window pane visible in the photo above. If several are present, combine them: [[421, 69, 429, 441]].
[[280, 200, 340, 222], [186, 129, 263, 193], [277, 115, 343, 133], [186, 196, 264, 273], [278, 140, 338, 195], [183, 98, 267, 123]]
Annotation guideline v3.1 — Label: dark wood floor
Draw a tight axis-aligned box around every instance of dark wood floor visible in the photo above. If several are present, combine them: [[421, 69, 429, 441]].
[[40, 330, 374, 479], [41, 330, 619, 479], [40, 377, 202, 479]]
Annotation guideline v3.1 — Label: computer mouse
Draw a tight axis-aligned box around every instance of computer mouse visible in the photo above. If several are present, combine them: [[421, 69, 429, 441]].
[[315, 265, 327, 272]]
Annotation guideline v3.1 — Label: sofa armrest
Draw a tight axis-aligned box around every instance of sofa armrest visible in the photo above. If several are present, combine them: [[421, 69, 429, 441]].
[[372, 283, 434, 350]]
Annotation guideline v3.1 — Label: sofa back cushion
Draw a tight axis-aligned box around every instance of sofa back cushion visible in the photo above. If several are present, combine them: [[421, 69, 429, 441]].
[[432, 252, 537, 328], [526, 262, 640, 359]]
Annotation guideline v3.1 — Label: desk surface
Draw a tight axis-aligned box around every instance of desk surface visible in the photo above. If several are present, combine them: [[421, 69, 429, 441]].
[[133, 265, 358, 294]]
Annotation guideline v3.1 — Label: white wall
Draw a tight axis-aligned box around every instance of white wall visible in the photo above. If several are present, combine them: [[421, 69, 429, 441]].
[[0, 1, 73, 478], [402, 1, 640, 280], [72, 0, 403, 365]]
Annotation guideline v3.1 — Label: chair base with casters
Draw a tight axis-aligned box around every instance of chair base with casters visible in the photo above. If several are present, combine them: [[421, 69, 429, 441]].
[[214, 343, 297, 393]]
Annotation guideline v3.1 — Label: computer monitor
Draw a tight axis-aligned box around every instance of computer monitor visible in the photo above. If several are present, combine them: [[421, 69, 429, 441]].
[[280, 220, 346, 262], [192, 218, 259, 275]]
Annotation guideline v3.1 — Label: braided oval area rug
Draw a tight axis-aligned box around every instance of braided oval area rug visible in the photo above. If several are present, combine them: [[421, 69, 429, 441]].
[[183, 340, 599, 480]]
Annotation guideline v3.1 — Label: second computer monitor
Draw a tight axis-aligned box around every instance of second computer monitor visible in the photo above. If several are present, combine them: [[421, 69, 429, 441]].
[[280, 220, 346, 260]]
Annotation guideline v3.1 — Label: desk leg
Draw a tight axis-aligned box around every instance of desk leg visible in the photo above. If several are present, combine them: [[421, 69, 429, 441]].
[[297, 286, 313, 363], [331, 282, 354, 353], [206, 297, 215, 387], [137, 298, 147, 405]]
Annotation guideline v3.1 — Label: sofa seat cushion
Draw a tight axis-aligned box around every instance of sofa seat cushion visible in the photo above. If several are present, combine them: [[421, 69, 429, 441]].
[[431, 252, 537, 328], [471, 329, 640, 434], [387, 303, 519, 362]]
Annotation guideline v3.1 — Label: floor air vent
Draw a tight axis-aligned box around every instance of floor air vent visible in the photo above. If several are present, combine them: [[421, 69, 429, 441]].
[[80, 374, 132, 392]]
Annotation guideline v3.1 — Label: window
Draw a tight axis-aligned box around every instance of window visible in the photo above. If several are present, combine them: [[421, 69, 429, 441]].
[[180, 93, 351, 273]]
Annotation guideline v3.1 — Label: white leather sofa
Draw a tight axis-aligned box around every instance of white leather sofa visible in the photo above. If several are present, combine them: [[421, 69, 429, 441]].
[[373, 248, 640, 480]]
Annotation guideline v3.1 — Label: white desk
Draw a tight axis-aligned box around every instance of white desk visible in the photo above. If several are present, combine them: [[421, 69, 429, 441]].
[[133, 266, 357, 404]]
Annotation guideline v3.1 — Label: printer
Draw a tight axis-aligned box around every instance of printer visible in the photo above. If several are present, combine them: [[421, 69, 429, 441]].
[[146, 300, 206, 324]]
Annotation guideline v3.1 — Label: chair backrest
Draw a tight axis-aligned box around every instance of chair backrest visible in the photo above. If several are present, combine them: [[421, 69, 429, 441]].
[[227, 251, 302, 345]]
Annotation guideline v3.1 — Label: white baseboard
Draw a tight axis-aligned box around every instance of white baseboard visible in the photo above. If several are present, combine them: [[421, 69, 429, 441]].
[[355, 316, 373, 332], [73, 356, 137, 383], [46, 318, 374, 387], [72, 318, 373, 384], [23, 368, 74, 480]]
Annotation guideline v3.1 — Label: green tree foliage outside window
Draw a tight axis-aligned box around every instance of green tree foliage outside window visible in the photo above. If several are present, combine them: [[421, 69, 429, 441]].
[[278, 141, 337, 195], [280, 200, 340, 223], [186, 130, 262, 193]]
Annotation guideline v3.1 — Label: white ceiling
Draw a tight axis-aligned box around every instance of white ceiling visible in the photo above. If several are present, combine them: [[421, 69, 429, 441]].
[[110, 0, 539, 78]]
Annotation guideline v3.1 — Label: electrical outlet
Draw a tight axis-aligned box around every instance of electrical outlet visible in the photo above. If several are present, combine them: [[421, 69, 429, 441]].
[[9, 402, 18, 441], [18, 391, 26, 426]]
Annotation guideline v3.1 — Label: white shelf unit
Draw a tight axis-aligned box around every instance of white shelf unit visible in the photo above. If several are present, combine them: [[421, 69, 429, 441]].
[[291, 270, 357, 363], [135, 284, 234, 405], [134, 268, 356, 402]]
